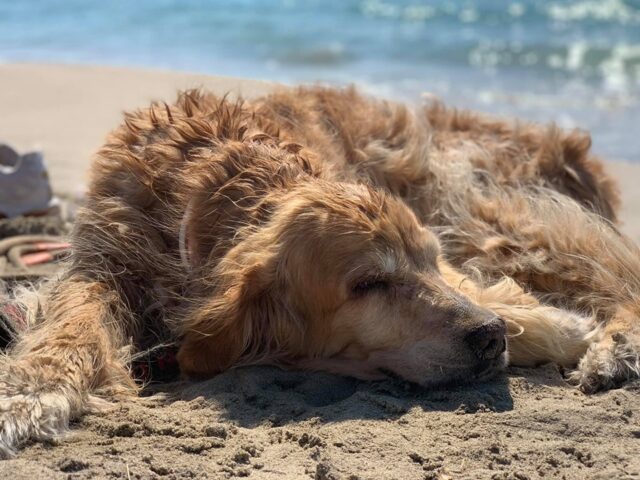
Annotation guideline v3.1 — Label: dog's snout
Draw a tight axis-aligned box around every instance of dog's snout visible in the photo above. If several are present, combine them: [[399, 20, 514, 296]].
[[464, 316, 506, 360]]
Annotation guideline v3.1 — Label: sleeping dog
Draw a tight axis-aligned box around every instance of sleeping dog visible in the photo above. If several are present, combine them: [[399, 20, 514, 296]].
[[1, 86, 638, 456]]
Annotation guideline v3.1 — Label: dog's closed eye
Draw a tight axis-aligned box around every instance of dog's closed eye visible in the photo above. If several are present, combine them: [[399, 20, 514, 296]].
[[352, 277, 391, 296]]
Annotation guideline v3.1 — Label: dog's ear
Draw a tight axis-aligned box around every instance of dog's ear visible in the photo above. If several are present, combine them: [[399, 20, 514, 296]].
[[176, 255, 301, 378]]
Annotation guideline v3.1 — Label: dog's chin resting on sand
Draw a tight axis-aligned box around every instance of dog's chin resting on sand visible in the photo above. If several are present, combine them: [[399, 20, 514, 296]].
[[1, 86, 640, 457]]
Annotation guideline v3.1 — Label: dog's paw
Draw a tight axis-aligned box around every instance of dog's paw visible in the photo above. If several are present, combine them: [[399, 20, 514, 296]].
[[0, 361, 76, 458], [569, 332, 640, 393], [0, 391, 71, 458]]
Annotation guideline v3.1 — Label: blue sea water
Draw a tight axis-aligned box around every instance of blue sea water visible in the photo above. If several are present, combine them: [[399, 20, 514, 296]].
[[1, 0, 639, 160]]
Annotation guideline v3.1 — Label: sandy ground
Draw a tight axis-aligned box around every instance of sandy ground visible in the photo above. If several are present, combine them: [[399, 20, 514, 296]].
[[1, 64, 639, 479]]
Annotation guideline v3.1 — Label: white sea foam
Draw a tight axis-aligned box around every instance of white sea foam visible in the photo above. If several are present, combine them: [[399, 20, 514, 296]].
[[600, 43, 640, 91], [547, 0, 640, 24], [508, 3, 526, 18]]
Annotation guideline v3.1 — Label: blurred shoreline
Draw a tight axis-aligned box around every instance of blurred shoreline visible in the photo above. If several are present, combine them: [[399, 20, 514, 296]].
[[0, 62, 638, 241]]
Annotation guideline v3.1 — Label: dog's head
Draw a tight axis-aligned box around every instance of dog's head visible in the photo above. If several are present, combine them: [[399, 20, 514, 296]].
[[178, 176, 506, 386]]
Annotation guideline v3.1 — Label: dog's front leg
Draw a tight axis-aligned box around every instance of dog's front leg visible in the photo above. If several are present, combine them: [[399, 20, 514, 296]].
[[0, 275, 136, 458], [439, 260, 597, 369]]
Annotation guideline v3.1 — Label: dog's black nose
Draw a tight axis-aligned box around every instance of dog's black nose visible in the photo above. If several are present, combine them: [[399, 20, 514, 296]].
[[465, 317, 506, 360]]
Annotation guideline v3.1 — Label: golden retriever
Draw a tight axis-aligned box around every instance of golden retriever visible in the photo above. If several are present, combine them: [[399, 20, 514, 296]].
[[1, 86, 638, 457]]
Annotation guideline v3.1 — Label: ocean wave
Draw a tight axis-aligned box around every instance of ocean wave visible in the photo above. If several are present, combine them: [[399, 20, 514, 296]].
[[546, 0, 640, 24], [359, 0, 483, 23], [358, 0, 640, 25], [468, 40, 640, 92]]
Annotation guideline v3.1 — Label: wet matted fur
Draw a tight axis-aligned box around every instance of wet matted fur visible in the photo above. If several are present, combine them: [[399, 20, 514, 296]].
[[1, 87, 639, 457]]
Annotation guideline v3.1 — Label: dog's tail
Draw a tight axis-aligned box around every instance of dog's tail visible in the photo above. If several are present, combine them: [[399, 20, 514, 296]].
[[0, 275, 136, 457]]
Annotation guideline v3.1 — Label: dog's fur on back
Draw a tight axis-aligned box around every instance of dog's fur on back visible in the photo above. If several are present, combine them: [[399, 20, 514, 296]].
[[1, 87, 639, 456]]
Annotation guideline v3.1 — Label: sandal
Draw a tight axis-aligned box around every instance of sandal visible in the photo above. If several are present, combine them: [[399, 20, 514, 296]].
[[0, 144, 60, 218]]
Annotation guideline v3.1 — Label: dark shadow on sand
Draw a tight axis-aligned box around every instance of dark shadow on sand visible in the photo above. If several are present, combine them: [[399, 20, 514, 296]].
[[137, 365, 576, 429]]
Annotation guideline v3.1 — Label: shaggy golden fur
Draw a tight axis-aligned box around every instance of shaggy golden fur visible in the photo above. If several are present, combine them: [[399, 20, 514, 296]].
[[1, 86, 639, 457]]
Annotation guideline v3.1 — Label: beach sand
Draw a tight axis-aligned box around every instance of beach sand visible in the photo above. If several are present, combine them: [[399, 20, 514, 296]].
[[1, 64, 639, 479]]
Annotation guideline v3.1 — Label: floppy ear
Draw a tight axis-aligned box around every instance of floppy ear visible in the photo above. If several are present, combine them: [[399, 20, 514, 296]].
[[176, 178, 281, 377], [176, 258, 301, 379]]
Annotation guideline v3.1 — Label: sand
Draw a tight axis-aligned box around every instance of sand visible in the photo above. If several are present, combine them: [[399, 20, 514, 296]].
[[1, 63, 639, 479]]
